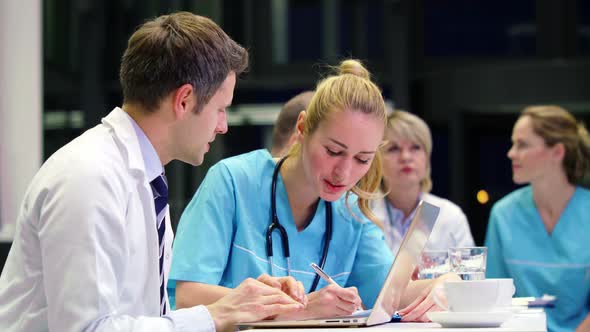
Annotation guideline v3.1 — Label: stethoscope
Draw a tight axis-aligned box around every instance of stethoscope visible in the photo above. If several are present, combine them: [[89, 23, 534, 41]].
[[267, 156, 333, 293]]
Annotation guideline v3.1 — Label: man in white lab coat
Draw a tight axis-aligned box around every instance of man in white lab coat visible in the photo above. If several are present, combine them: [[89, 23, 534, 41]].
[[0, 12, 305, 332]]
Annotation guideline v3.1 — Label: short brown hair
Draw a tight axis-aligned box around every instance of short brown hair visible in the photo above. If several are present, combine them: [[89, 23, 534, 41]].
[[521, 105, 590, 184], [120, 12, 248, 113], [271, 91, 314, 154]]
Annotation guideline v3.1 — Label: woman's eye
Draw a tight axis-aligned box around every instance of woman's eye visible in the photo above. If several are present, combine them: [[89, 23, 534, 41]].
[[356, 157, 370, 164], [326, 148, 341, 156], [388, 145, 400, 152], [411, 144, 422, 151]]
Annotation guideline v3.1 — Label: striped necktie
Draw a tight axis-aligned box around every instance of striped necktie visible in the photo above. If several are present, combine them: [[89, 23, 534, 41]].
[[150, 173, 168, 316]]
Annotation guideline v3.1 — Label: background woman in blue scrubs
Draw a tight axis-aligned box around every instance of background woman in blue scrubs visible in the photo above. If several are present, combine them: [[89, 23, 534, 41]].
[[169, 59, 458, 322], [485, 105, 590, 332]]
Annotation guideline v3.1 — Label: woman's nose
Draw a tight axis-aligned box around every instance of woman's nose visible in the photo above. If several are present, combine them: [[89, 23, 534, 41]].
[[507, 146, 515, 159], [400, 148, 412, 160], [333, 159, 352, 182]]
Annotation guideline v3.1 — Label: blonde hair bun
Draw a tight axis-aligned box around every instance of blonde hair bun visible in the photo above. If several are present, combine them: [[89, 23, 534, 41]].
[[338, 59, 370, 80], [578, 122, 589, 139]]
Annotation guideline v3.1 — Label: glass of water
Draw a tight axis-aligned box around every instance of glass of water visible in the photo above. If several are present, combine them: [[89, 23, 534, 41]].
[[449, 247, 487, 280], [418, 250, 449, 279]]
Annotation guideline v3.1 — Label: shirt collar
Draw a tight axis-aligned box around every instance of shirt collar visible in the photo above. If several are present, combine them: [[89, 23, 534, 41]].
[[386, 192, 424, 235], [125, 112, 163, 182]]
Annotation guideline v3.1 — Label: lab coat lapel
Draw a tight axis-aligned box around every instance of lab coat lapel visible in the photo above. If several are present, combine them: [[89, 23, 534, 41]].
[[102, 108, 146, 174], [102, 107, 164, 311]]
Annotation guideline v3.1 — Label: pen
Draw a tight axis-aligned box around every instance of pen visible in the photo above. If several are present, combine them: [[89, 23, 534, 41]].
[[310, 262, 339, 286], [309, 263, 364, 313], [513, 295, 556, 308]]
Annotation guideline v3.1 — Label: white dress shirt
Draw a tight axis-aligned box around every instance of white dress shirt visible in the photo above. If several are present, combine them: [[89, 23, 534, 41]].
[[372, 192, 475, 255], [0, 107, 214, 332]]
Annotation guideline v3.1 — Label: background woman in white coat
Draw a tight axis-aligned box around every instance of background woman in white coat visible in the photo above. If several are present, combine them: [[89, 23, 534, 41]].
[[373, 110, 474, 255]]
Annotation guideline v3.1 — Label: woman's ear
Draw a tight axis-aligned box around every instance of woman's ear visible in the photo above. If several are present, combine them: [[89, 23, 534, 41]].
[[295, 111, 307, 142], [172, 84, 195, 119], [552, 142, 566, 162]]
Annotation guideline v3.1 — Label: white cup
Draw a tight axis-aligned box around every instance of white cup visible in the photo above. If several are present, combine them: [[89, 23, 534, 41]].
[[495, 278, 516, 307], [433, 279, 515, 312]]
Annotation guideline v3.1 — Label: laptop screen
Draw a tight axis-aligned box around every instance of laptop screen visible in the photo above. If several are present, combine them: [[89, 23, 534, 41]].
[[367, 200, 440, 325], [238, 200, 440, 328]]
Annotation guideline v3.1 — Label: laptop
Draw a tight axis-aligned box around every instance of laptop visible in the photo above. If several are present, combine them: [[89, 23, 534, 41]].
[[239, 200, 440, 328]]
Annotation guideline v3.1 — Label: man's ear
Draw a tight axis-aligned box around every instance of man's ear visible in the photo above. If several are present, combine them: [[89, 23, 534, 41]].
[[172, 84, 195, 119], [294, 111, 307, 143]]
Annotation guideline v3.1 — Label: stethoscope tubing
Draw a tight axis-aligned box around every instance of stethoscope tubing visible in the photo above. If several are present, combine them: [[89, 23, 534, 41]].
[[267, 156, 332, 293]]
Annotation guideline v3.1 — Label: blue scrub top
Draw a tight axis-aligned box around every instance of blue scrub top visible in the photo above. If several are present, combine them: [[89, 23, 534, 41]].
[[169, 149, 393, 309], [485, 185, 590, 332]]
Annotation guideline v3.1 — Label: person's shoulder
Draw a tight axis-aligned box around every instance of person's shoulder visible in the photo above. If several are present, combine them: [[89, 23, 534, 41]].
[[489, 186, 531, 225], [47, 125, 121, 174], [218, 149, 272, 169], [570, 186, 590, 211], [29, 126, 127, 200], [575, 185, 590, 199], [423, 193, 464, 216], [214, 149, 274, 178], [494, 186, 530, 209]]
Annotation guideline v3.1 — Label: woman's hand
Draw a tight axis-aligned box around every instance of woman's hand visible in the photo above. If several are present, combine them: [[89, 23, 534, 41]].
[[397, 272, 461, 322], [257, 273, 307, 305], [274, 284, 362, 320]]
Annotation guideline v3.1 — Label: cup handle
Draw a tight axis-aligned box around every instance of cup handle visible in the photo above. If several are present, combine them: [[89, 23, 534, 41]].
[[432, 285, 449, 311], [497, 283, 516, 307]]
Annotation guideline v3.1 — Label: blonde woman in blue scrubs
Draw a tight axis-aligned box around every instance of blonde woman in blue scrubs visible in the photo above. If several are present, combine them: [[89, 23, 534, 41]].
[[485, 105, 590, 332], [169, 59, 459, 322]]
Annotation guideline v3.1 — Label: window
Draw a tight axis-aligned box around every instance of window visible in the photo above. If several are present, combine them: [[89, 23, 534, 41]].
[[424, 0, 536, 56]]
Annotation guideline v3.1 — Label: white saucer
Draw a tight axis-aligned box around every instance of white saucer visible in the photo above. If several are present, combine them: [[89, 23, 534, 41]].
[[427, 310, 513, 328]]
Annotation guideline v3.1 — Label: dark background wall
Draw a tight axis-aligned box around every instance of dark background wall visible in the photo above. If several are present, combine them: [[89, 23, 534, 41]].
[[2, 0, 590, 271]]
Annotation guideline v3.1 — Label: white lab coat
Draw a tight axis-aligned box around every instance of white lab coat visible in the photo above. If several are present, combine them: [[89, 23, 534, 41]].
[[372, 193, 475, 255], [0, 108, 213, 332]]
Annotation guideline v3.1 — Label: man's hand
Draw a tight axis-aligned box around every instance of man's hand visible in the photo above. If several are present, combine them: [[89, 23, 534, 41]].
[[257, 273, 307, 305], [206, 278, 304, 332]]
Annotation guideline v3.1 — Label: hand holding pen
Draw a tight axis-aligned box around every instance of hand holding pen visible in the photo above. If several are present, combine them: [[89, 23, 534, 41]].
[[310, 263, 402, 322], [310, 263, 363, 312], [269, 263, 363, 320]]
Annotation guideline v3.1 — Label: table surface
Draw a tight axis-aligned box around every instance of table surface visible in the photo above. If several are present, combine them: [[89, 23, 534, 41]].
[[242, 310, 546, 332]]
